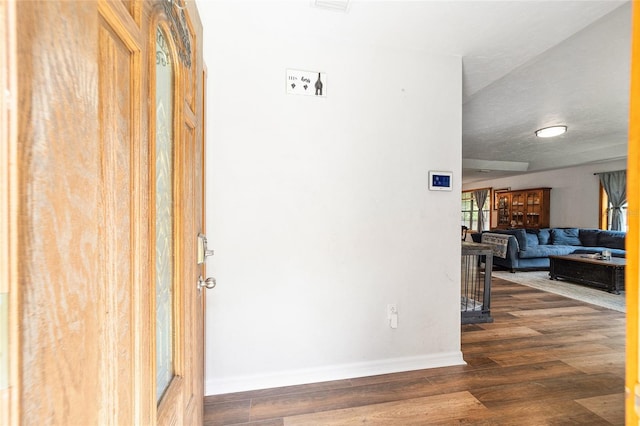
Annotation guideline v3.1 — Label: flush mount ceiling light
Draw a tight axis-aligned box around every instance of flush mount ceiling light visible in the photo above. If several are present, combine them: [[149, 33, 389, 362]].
[[535, 125, 567, 138], [313, 0, 350, 12]]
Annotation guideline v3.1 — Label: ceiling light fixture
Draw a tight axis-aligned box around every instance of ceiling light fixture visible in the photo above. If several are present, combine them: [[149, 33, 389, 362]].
[[314, 0, 350, 12], [535, 125, 567, 138]]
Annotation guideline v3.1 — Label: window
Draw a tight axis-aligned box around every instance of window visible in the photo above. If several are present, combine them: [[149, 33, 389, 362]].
[[599, 184, 628, 231], [461, 190, 491, 232]]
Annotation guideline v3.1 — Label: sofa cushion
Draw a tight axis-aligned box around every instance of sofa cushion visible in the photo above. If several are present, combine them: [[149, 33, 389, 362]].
[[519, 245, 577, 259], [611, 249, 626, 258], [551, 228, 581, 246], [525, 232, 539, 248], [598, 231, 626, 250], [572, 247, 626, 258], [578, 229, 600, 247], [537, 228, 551, 245]]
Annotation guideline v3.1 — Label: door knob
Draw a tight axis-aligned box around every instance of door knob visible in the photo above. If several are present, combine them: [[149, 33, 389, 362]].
[[198, 276, 216, 290]]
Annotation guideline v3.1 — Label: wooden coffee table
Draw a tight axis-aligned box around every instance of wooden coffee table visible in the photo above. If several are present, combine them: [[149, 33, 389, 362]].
[[549, 254, 625, 294]]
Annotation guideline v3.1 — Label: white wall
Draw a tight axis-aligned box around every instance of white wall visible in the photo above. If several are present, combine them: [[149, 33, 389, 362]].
[[462, 159, 627, 228], [200, 2, 463, 395]]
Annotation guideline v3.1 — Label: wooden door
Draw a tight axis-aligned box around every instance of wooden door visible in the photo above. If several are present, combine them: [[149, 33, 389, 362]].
[[151, 1, 205, 423], [627, 2, 640, 423], [1, 0, 17, 423], [525, 191, 541, 227], [5, 0, 205, 424], [523, 189, 550, 229], [496, 193, 511, 228], [510, 192, 525, 227]]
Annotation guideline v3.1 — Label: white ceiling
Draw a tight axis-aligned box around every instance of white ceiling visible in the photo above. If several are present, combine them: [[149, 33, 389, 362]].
[[198, 0, 631, 183], [461, 1, 631, 183]]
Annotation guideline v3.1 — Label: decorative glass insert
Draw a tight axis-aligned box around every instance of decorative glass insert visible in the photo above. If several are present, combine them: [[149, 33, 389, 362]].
[[155, 27, 174, 403]]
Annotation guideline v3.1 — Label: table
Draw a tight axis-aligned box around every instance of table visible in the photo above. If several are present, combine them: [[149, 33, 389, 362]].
[[549, 254, 625, 294]]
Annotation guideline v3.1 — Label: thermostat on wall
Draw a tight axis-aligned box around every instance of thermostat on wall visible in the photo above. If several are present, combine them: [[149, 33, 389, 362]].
[[428, 171, 453, 191]]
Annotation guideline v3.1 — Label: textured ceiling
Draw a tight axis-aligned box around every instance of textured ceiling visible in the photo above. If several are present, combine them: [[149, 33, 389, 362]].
[[197, 0, 631, 183], [462, 1, 631, 183]]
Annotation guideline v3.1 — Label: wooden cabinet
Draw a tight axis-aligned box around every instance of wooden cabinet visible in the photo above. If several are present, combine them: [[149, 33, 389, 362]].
[[495, 188, 551, 229]]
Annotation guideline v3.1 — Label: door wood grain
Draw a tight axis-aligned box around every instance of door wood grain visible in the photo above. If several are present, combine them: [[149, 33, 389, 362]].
[[11, 0, 205, 423]]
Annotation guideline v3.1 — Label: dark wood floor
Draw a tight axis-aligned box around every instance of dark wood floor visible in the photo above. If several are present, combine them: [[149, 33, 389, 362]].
[[204, 277, 625, 425]]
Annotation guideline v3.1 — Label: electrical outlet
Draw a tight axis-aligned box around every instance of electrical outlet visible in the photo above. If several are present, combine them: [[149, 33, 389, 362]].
[[387, 304, 398, 329], [387, 304, 397, 319]]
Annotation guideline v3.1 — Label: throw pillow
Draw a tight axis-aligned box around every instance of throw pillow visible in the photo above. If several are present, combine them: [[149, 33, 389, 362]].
[[551, 228, 581, 245], [537, 228, 551, 245], [525, 232, 539, 248], [598, 231, 626, 250], [578, 229, 600, 247], [506, 229, 527, 251]]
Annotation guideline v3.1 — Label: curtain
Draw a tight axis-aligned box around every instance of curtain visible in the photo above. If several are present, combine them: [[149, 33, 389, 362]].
[[474, 189, 489, 232], [599, 170, 627, 231]]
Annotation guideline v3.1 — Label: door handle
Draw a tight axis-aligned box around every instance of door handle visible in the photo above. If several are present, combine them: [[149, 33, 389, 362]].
[[197, 276, 216, 291]]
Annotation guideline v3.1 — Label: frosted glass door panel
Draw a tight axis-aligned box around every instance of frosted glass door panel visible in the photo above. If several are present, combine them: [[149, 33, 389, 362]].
[[155, 28, 175, 403]]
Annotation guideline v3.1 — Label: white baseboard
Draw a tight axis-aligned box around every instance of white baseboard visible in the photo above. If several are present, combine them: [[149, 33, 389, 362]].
[[205, 351, 465, 396]]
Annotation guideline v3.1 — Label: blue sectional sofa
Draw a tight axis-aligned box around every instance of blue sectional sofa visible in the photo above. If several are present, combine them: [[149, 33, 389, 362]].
[[471, 228, 626, 272]]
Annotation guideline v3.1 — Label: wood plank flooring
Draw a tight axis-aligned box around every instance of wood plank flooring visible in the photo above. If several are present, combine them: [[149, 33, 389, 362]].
[[204, 277, 625, 425]]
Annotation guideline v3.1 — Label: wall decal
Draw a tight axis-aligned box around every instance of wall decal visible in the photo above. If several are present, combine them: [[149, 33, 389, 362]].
[[287, 69, 327, 97]]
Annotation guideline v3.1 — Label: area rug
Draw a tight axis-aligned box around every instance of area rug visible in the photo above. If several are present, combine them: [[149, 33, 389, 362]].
[[492, 270, 626, 313]]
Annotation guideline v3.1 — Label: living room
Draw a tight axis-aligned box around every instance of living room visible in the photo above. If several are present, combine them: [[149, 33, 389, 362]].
[[461, 161, 628, 308], [462, 159, 628, 232], [198, 0, 634, 423], [459, 0, 630, 314]]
